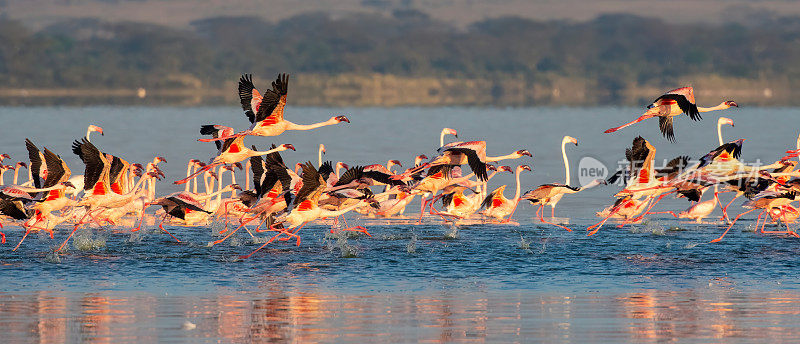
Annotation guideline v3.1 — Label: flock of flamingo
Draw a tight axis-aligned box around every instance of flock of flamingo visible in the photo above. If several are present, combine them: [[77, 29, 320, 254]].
[[1, 75, 799, 258]]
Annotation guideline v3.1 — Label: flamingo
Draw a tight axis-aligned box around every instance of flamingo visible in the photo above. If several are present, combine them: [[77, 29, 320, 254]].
[[711, 191, 799, 242], [677, 185, 719, 223], [480, 165, 530, 223], [175, 125, 295, 184], [0, 181, 75, 244], [139, 184, 242, 241], [604, 87, 737, 142], [240, 162, 374, 259], [199, 74, 350, 142], [402, 141, 531, 181]]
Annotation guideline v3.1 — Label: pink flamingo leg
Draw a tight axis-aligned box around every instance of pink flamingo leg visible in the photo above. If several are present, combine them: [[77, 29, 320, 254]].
[[158, 214, 182, 242], [711, 208, 756, 243], [538, 204, 572, 232], [604, 113, 656, 133]]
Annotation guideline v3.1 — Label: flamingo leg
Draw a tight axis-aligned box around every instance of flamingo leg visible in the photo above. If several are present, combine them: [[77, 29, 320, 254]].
[[720, 194, 740, 223], [57, 209, 95, 252], [588, 203, 624, 236], [174, 162, 220, 185], [417, 197, 428, 225], [501, 200, 522, 223], [158, 214, 182, 242], [710, 208, 756, 243], [538, 204, 571, 231], [12, 228, 32, 251], [239, 230, 283, 260], [0, 231, 4, 244], [604, 113, 656, 133]]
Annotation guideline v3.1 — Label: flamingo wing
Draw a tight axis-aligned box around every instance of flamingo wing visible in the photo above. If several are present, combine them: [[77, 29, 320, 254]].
[[42, 148, 69, 187], [334, 166, 364, 187], [72, 139, 108, 192], [25, 138, 44, 188], [294, 161, 324, 207], [658, 116, 676, 143], [442, 147, 488, 181], [168, 193, 211, 213], [654, 93, 700, 121], [0, 199, 31, 220], [238, 74, 263, 123], [697, 139, 744, 168], [200, 125, 234, 152]]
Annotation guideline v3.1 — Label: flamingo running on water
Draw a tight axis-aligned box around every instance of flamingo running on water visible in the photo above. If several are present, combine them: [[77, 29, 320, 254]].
[[521, 136, 605, 231], [481, 165, 531, 223], [175, 125, 295, 184]]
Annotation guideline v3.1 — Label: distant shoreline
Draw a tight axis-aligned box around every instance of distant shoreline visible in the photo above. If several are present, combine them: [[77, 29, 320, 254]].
[[1, 74, 797, 107]]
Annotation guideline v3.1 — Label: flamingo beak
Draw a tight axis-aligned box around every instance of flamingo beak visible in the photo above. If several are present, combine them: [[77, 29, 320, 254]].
[[520, 150, 533, 157], [419, 155, 428, 160], [522, 165, 532, 171], [391, 160, 402, 167], [284, 144, 296, 151], [335, 115, 350, 123], [340, 163, 350, 170], [62, 181, 76, 189]]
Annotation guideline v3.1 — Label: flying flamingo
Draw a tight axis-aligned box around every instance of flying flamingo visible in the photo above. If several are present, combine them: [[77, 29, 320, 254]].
[[402, 141, 531, 181], [175, 125, 295, 184], [198, 74, 350, 142], [481, 165, 531, 223], [604, 87, 737, 142]]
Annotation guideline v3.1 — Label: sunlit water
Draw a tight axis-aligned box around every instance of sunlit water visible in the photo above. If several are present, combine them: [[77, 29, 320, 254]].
[[1, 106, 799, 342]]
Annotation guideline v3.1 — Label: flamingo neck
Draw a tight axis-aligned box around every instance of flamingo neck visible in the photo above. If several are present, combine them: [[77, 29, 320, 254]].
[[513, 169, 522, 202], [440, 131, 446, 147], [0, 169, 4, 185], [85, 127, 92, 142], [335, 164, 343, 178], [185, 163, 193, 192], [562, 140, 570, 185], [245, 160, 251, 191], [12, 168, 20, 185], [286, 118, 337, 131], [717, 121, 724, 146], [318, 147, 324, 167], [230, 170, 237, 198], [253, 146, 287, 157], [698, 102, 730, 113], [486, 152, 520, 163]]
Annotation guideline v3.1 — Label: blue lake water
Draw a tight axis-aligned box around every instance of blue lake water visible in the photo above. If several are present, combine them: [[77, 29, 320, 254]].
[[1, 106, 799, 342]]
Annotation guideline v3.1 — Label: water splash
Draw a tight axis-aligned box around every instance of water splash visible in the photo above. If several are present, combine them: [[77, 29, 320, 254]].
[[406, 234, 417, 254], [325, 232, 359, 258], [518, 235, 531, 250], [73, 229, 107, 251], [444, 226, 460, 240]]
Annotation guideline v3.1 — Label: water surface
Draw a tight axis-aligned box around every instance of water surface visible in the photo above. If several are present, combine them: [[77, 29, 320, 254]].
[[1, 106, 799, 342]]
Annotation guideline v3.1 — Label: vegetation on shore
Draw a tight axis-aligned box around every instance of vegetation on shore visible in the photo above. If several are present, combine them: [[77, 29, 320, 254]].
[[1, 11, 798, 106]]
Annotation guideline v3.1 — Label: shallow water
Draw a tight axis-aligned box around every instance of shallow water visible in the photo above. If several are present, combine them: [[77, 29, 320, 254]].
[[1, 106, 799, 342]]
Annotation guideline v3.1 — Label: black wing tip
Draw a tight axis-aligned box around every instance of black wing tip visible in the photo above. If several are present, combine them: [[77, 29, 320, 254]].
[[200, 124, 217, 135]]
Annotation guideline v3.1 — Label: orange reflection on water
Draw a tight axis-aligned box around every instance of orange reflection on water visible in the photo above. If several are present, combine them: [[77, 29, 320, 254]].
[[4, 288, 800, 342]]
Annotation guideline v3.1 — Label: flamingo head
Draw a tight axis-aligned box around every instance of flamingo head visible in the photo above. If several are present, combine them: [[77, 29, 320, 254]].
[[60, 181, 76, 189], [564, 136, 578, 146], [227, 184, 242, 191], [196, 161, 207, 168], [487, 164, 497, 171], [0, 154, 10, 162], [319, 144, 326, 155], [15, 162, 27, 169], [207, 171, 218, 179], [724, 101, 738, 108], [334, 115, 350, 123], [519, 165, 532, 172], [718, 117, 734, 127], [281, 143, 296, 151], [189, 158, 200, 164], [517, 149, 533, 157], [133, 169, 144, 177], [154, 156, 167, 164], [88, 125, 104, 136], [336, 161, 350, 170], [499, 166, 513, 173], [233, 162, 243, 170], [388, 159, 402, 168], [443, 128, 458, 137]]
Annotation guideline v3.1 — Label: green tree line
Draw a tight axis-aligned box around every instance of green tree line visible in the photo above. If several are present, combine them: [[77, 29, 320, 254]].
[[1, 10, 799, 94]]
